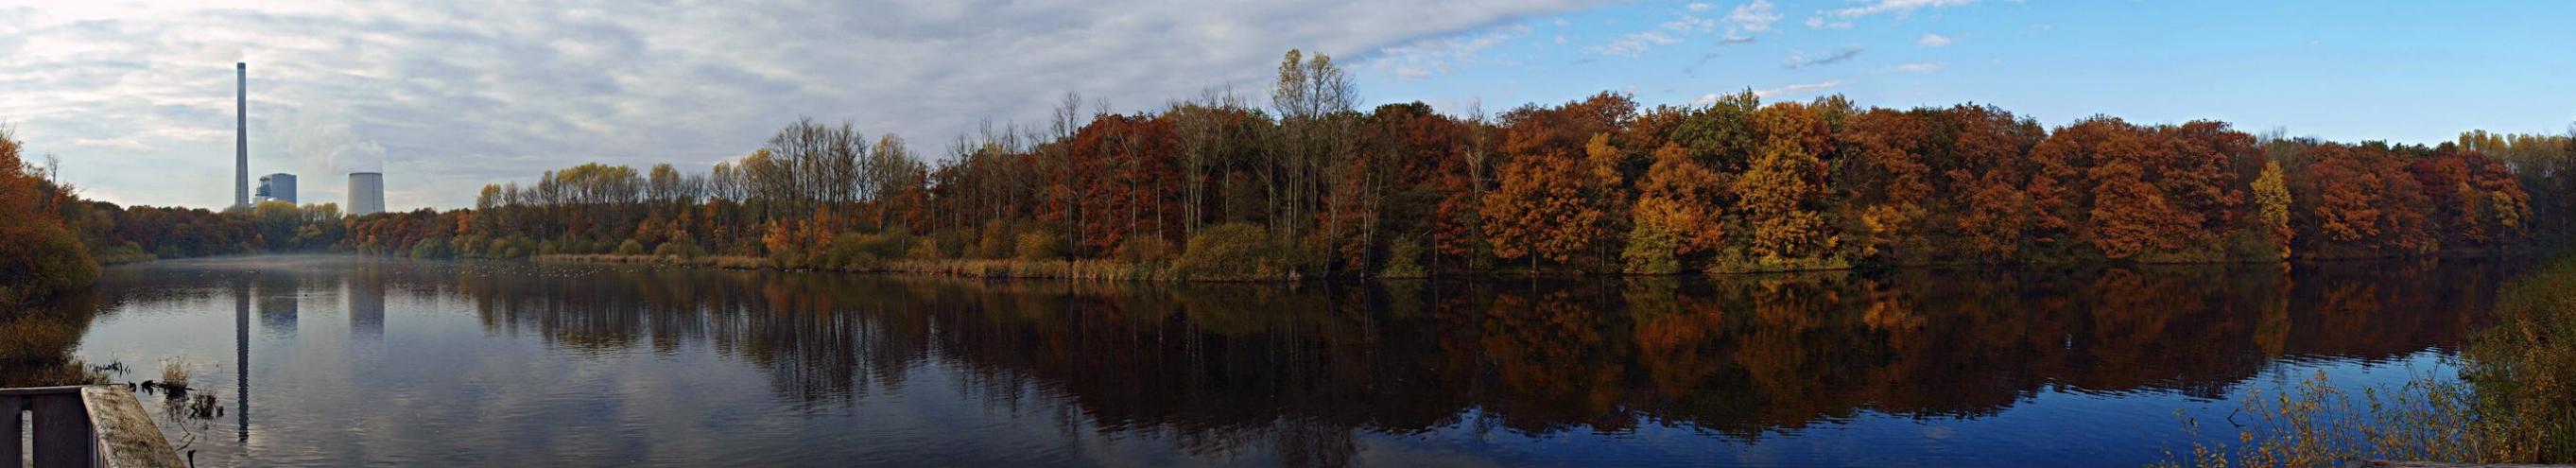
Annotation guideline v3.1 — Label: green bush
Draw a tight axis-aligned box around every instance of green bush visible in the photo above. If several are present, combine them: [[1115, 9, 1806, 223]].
[[1619, 224, 1681, 274], [408, 237, 453, 258], [2464, 253, 2576, 460], [615, 239, 647, 255], [1380, 235, 1429, 278], [1172, 223, 1305, 281], [90, 241, 155, 266]]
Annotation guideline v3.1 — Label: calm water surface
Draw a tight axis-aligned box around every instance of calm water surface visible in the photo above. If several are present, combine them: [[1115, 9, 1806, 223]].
[[10, 255, 2522, 466]]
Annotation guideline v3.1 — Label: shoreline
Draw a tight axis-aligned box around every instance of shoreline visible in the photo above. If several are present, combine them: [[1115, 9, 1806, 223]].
[[493, 249, 2543, 282]]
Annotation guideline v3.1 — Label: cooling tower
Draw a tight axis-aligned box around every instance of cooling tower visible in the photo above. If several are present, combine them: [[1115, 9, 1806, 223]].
[[234, 62, 249, 209], [348, 172, 385, 216]]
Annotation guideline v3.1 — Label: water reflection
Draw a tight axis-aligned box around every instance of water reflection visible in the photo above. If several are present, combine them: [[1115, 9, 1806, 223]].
[[6, 256, 2520, 466], [454, 261, 2498, 445]]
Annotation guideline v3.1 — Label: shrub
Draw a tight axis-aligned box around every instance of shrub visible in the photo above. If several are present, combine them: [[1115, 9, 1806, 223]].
[[1117, 235, 1178, 265], [862, 231, 914, 260], [408, 237, 452, 259], [615, 239, 647, 255], [2464, 253, 2576, 460], [91, 241, 155, 266], [1705, 248, 1852, 274], [0, 221, 97, 306], [931, 229, 974, 259], [905, 238, 942, 260], [1619, 224, 1681, 274], [1380, 235, 1429, 278], [823, 234, 886, 271], [652, 240, 707, 259], [975, 219, 1020, 259], [1173, 223, 1305, 281], [1015, 231, 1063, 262]]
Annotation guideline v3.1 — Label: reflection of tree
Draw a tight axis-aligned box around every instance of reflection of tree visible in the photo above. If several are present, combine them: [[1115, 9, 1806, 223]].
[[407, 259, 2515, 463], [1479, 287, 1629, 434]]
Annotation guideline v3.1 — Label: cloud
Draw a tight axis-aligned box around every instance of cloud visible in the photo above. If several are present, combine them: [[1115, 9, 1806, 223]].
[[1807, 0, 1976, 28], [1754, 80, 1842, 98], [1828, 0, 1976, 19], [0, 0, 1612, 210], [1918, 33, 1952, 47], [1585, 0, 1771, 57], [1887, 62, 1942, 73], [1726, 0, 1781, 33], [1585, 30, 1681, 56], [1368, 25, 1531, 80], [1784, 47, 1864, 68], [1684, 52, 1722, 76]]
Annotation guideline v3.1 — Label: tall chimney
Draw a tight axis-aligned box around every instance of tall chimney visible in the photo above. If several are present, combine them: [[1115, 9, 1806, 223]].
[[234, 62, 249, 209]]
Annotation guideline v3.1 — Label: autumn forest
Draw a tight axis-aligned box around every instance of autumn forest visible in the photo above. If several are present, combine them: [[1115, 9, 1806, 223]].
[[8, 50, 2576, 298]]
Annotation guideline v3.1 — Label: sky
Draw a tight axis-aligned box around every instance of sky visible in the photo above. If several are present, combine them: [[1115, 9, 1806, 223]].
[[4, 0, 2572, 211]]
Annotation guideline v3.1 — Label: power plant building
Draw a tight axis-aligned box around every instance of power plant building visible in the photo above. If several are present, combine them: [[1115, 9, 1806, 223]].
[[348, 172, 385, 216], [256, 173, 296, 203]]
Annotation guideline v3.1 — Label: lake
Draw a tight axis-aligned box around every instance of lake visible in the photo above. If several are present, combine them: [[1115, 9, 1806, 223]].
[[6, 255, 2523, 466]]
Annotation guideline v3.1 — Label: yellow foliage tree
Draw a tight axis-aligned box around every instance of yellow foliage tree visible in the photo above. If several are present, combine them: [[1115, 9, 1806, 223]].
[[2254, 160, 2293, 258]]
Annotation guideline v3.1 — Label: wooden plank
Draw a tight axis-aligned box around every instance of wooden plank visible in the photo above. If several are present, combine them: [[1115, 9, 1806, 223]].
[[78, 387, 181, 468], [3, 395, 24, 468], [28, 393, 88, 468]]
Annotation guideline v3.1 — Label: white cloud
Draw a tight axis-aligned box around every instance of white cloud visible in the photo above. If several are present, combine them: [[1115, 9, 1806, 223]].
[[1807, 0, 1975, 28], [1585, 30, 1681, 56], [1726, 0, 1782, 33], [1830, 0, 1976, 18], [1585, 0, 1772, 57], [1369, 25, 1531, 81], [1754, 80, 1842, 98], [1888, 62, 1942, 73], [0, 0, 1613, 209], [1918, 33, 1952, 47]]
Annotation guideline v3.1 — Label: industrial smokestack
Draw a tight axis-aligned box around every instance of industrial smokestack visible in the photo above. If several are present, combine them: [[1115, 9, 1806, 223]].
[[235, 62, 248, 209], [348, 172, 384, 216]]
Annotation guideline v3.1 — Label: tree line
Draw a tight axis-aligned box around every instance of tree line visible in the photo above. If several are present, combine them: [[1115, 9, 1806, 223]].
[[8, 49, 2576, 286]]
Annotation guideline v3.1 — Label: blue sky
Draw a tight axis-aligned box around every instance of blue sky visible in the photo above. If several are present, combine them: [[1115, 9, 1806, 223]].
[[1367, 0, 2576, 143], [4, 0, 2572, 210]]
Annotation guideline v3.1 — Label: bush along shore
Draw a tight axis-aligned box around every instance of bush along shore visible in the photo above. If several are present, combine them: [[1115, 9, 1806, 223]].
[[2155, 251, 2576, 466]]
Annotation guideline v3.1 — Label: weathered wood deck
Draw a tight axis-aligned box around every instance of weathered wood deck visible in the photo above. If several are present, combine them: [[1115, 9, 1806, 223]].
[[2, 386, 183, 468]]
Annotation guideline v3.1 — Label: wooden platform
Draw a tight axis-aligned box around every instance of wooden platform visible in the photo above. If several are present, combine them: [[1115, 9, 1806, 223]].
[[2, 386, 183, 468]]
